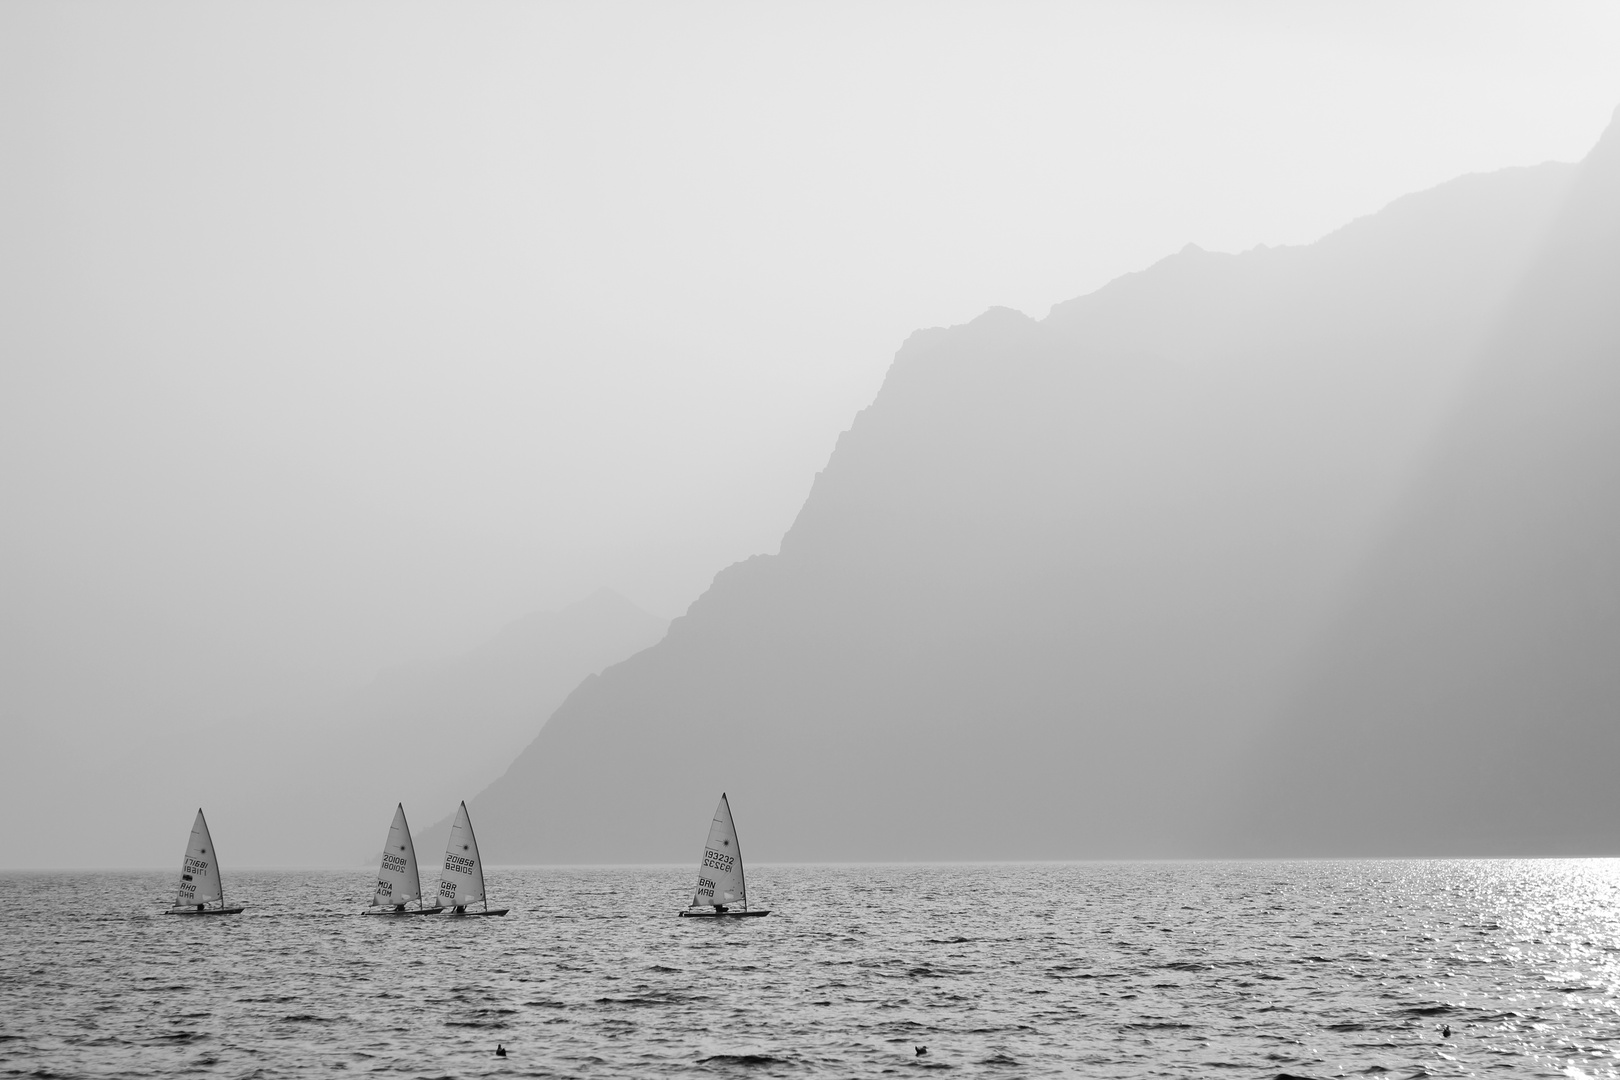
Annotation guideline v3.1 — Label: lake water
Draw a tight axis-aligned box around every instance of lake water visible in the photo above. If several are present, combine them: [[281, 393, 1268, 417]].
[[2, 861, 1618, 1078]]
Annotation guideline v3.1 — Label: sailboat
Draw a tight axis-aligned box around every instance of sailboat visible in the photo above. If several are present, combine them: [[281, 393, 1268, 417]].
[[434, 801, 508, 916], [679, 793, 768, 917], [164, 808, 244, 915], [364, 803, 439, 915]]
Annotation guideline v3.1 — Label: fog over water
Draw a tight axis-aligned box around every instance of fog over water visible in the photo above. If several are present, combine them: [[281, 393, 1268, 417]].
[[3, 3, 1620, 867]]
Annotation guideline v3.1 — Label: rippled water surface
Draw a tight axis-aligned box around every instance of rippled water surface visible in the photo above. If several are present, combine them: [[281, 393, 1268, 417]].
[[3, 861, 1619, 1078]]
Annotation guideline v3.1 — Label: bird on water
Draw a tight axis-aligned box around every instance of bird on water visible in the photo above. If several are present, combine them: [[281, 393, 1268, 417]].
[[495, 1044, 507, 1057], [915, 1045, 927, 1056]]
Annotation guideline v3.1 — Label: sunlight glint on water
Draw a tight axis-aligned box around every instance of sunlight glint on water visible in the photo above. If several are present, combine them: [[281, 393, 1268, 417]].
[[1, 861, 1617, 1078]]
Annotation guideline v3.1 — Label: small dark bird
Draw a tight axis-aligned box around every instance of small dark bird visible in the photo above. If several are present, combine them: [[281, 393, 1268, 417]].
[[915, 1045, 927, 1056], [495, 1043, 507, 1057], [1441, 1025, 1451, 1038]]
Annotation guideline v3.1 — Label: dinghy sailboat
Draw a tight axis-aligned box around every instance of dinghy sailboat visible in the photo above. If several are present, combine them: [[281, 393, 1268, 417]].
[[435, 801, 508, 916], [364, 803, 438, 915], [164, 808, 244, 915], [679, 793, 768, 917]]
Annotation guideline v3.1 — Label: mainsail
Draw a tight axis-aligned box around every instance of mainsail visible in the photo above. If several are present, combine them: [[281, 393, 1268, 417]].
[[174, 808, 224, 909], [691, 793, 747, 909], [372, 803, 422, 908], [436, 801, 487, 908]]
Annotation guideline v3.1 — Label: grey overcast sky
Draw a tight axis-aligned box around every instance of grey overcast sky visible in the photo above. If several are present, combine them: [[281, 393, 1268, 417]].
[[3, 3, 1619, 773]]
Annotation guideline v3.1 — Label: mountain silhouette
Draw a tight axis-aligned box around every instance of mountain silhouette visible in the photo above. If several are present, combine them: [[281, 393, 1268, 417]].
[[354, 586, 668, 824], [36, 588, 665, 867], [1222, 106, 1620, 855], [451, 110, 1614, 863], [278, 587, 666, 867]]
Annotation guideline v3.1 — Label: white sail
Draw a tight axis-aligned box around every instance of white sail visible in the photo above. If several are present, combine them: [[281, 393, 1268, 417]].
[[692, 793, 747, 909], [174, 808, 224, 909], [436, 801, 487, 908], [372, 803, 421, 908]]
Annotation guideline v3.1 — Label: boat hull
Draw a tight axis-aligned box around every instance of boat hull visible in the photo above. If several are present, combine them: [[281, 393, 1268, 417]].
[[362, 907, 442, 916], [444, 907, 509, 917], [679, 909, 770, 917], [165, 906, 244, 916]]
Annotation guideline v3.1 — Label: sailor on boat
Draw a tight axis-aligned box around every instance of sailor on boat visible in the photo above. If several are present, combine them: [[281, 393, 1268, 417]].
[[364, 804, 438, 915], [433, 802, 510, 916], [164, 809, 244, 915], [678, 793, 769, 917]]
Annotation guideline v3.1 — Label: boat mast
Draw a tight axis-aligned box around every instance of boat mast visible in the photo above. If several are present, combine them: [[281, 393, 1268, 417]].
[[460, 801, 490, 912], [401, 803, 422, 911], [727, 793, 749, 913], [206, 808, 222, 911]]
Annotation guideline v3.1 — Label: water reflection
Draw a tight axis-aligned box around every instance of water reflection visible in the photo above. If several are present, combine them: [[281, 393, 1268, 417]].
[[0, 859, 1616, 1078]]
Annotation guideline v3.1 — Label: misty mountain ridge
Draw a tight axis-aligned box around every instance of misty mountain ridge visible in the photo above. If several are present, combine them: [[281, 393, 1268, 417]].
[[348, 586, 667, 798], [446, 107, 1619, 863], [1226, 106, 1620, 855], [23, 588, 665, 867]]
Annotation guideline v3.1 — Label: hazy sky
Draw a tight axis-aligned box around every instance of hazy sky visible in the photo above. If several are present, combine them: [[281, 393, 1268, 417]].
[[3, 3, 1620, 787]]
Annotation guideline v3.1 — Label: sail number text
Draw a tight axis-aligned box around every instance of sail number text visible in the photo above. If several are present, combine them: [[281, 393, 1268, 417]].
[[381, 853, 408, 874], [702, 848, 734, 874], [444, 853, 476, 875]]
